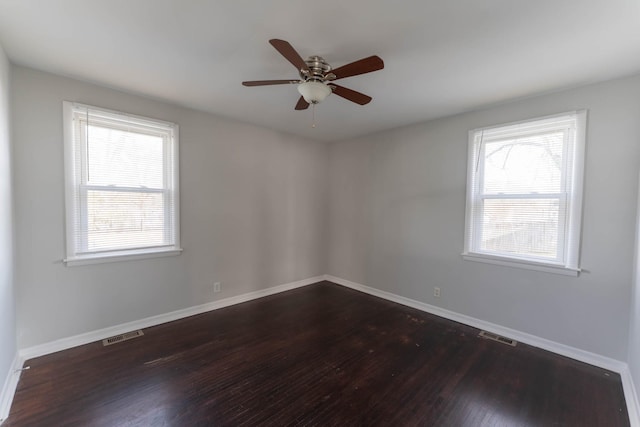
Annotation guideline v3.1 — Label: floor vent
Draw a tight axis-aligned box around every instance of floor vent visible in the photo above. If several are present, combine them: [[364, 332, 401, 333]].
[[479, 330, 517, 347], [103, 330, 144, 346]]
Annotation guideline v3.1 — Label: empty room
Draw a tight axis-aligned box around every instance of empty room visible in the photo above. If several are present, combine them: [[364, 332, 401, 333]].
[[1, 1, 640, 426]]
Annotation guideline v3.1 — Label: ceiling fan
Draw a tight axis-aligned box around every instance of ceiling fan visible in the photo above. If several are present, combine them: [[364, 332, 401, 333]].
[[242, 39, 384, 110]]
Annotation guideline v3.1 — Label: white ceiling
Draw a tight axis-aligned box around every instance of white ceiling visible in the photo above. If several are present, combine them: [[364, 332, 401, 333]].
[[1, 0, 639, 142]]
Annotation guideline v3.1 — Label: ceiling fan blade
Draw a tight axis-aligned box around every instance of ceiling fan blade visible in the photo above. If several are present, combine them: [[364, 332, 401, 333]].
[[329, 84, 372, 105], [242, 79, 299, 86], [331, 55, 384, 80], [269, 39, 309, 73], [295, 96, 310, 110]]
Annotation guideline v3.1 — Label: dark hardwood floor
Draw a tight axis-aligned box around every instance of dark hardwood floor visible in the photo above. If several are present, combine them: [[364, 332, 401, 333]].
[[6, 281, 629, 426]]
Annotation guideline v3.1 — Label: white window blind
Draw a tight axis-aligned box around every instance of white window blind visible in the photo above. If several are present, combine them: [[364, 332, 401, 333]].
[[63, 102, 181, 265], [463, 111, 586, 275]]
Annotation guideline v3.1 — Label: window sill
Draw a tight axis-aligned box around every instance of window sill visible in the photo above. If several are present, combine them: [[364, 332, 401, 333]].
[[64, 247, 183, 267], [461, 252, 580, 277]]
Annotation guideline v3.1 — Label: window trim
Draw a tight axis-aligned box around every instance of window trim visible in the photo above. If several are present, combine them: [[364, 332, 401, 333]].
[[63, 101, 182, 266], [462, 111, 587, 276]]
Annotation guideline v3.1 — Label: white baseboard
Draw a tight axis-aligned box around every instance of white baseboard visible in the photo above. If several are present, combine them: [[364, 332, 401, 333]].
[[621, 366, 640, 427], [19, 276, 324, 361], [324, 274, 639, 426], [0, 354, 24, 423]]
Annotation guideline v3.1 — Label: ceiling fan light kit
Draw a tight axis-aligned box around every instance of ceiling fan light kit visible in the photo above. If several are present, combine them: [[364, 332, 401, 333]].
[[242, 39, 384, 113], [297, 81, 332, 104]]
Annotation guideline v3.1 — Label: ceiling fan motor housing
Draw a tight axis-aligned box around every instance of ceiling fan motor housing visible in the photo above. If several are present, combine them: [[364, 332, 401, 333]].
[[301, 56, 334, 82]]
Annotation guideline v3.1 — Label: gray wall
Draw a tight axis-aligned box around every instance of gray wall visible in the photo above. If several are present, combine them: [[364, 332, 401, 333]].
[[9, 63, 640, 367], [12, 67, 328, 349], [630, 175, 640, 398], [0, 44, 16, 398], [327, 74, 640, 360]]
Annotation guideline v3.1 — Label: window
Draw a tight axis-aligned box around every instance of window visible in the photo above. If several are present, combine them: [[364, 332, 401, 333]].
[[463, 111, 586, 276], [63, 102, 181, 265]]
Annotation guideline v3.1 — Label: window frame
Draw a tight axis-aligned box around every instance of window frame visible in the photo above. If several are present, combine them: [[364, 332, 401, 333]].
[[63, 101, 182, 266], [462, 111, 587, 276]]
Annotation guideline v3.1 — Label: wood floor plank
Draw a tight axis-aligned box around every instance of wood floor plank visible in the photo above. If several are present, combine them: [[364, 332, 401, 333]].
[[5, 281, 630, 426]]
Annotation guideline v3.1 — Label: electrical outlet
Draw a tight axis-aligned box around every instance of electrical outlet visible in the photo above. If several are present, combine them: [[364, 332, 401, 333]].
[[213, 282, 221, 293], [434, 287, 441, 298]]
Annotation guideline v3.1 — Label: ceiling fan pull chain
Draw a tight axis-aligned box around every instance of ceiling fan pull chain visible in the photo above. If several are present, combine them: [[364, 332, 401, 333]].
[[311, 103, 316, 128]]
